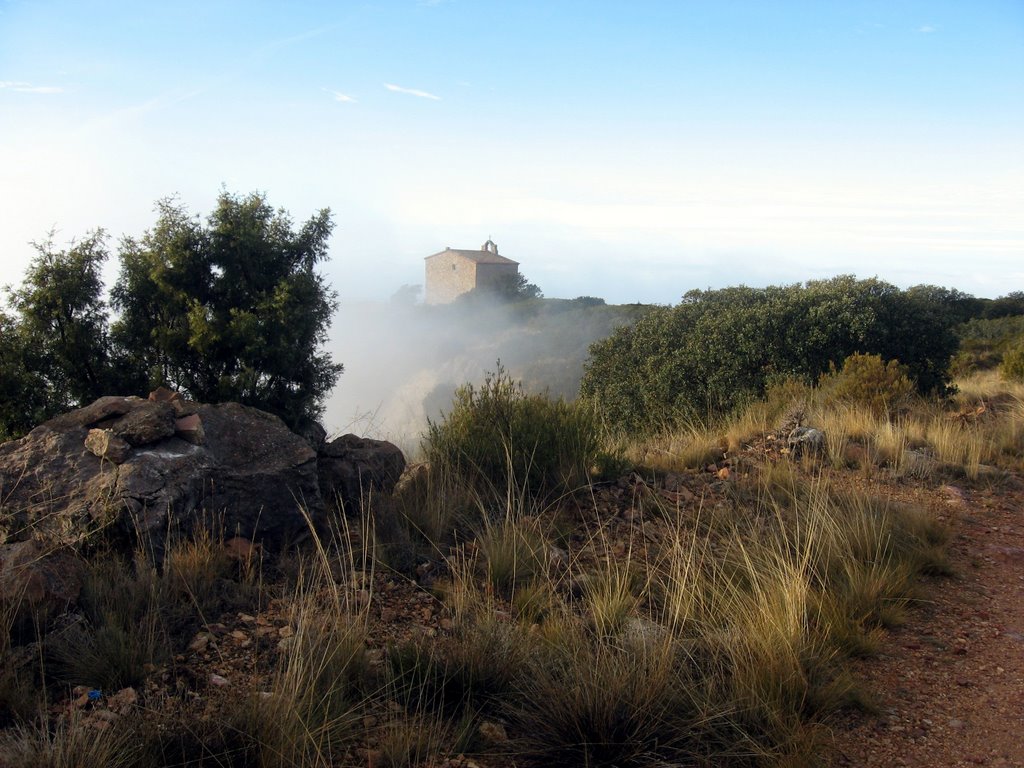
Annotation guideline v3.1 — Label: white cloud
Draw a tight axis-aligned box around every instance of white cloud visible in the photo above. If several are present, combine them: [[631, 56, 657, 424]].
[[0, 80, 63, 94], [918, 25, 936, 33], [323, 87, 356, 103], [384, 82, 440, 100]]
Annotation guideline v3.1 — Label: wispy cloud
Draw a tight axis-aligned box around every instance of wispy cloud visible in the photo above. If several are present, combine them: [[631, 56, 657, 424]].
[[918, 24, 936, 33], [384, 82, 440, 100], [323, 87, 356, 103], [0, 80, 63, 94]]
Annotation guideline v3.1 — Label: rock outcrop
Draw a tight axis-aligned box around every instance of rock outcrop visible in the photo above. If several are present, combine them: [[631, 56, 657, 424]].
[[0, 393, 406, 559], [318, 434, 407, 512]]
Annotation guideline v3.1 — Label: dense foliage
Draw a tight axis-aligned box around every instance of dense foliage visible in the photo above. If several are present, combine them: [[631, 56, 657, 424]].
[[953, 315, 1024, 375], [111, 192, 341, 428], [1002, 341, 1024, 383], [1, 233, 125, 439], [580, 276, 961, 433], [423, 366, 602, 498], [0, 191, 341, 439], [819, 352, 915, 416]]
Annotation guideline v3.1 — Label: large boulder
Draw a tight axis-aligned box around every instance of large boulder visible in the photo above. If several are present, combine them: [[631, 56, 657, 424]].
[[0, 395, 325, 555], [318, 434, 406, 512]]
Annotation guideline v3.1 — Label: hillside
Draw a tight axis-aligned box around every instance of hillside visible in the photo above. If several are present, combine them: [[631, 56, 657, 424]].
[[2, 366, 1021, 767]]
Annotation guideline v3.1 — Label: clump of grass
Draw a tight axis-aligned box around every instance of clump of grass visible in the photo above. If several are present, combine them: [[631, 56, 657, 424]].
[[623, 418, 724, 472], [507, 612, 714, 767], [476, 515, 549, 597], [47, 554, 167, 691], [423, 364, 603, 499], [580, 558, 640, 640], [387, 616, 525, 718], [245, 523, 375, 768], [0, 711, 143, 768]]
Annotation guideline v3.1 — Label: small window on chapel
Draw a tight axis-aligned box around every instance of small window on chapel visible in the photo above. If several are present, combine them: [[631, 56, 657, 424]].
[[452, 264, 456, 271]]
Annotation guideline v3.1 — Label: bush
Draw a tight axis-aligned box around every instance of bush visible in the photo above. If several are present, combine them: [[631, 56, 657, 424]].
[[423, 366, 602, 498], [581, 276, 960, 433], [1001, 339, 1024, 382], [821, 353, 915, 415]]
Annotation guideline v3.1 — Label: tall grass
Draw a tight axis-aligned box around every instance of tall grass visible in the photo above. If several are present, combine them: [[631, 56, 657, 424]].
[[423, 365, 603, 498]]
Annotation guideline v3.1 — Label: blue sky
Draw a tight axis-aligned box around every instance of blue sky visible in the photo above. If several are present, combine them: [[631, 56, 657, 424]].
[[2, 0, 1022, 304]]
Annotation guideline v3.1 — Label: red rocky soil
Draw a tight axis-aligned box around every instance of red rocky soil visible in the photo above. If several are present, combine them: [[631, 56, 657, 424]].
[[829, 477, 1024, 768]]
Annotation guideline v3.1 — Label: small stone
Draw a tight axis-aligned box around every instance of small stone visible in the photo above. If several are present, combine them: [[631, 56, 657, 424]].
[[225, 537, 260, 562], [188, 633, 212, 652], [208, 673, 229, 687], [148, 387, 182, 403], [716, 467, 730, 480], [84, 429, 131, 463], [174, 413, 205, 445], [478, 720, 509, 744], [548, 546, 569, 567], [948, 718, 966, 730]]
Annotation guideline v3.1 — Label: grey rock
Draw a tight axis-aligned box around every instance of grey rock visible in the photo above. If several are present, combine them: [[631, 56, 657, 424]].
[[0, 397, 326, 557], [787, 426, 826, 456], [111, 400, 176, 446], [318, 434, 406, 513]]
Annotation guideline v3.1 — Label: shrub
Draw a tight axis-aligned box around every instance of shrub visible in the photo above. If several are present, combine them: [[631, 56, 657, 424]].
[[581, 276, 959, 433], [423, 365, 602, 498], [1001, 339, 1024, 382], [821, 352, 915, 415]]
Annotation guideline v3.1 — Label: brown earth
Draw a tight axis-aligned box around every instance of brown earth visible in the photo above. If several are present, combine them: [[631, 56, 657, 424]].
[[829, 476, 1024, 768]]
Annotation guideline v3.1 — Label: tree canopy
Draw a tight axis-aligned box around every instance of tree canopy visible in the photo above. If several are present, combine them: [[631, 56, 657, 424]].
[[0, 191, 342, 439], [111, 191, 342, 428]]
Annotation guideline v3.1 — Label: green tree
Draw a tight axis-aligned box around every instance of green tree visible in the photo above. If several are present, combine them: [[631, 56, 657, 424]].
[[3, 232, 118, 419], [111, 191, 342, 428], [462, 272, 543, 303], [0, 310, 48, 440]]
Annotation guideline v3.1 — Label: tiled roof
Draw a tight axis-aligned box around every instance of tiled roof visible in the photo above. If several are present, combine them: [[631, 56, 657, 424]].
[[425, 248, 519, 265]]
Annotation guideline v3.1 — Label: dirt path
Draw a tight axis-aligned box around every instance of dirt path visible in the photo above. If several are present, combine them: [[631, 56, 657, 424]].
[[829, 477, 1024, 767]]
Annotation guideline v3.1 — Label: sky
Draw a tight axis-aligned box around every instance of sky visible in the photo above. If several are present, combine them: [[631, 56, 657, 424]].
[[2, 0, 1023, 307]]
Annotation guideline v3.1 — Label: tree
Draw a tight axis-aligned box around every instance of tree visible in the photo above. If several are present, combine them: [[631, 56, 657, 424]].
[[460, 272, 543, 304], [0, 310, 47, 440], [4, 231, 118, 416], [111, 191, 342, 428]]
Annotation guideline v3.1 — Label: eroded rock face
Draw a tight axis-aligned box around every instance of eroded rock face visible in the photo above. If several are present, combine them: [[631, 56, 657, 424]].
[[1, 395, 409, 564], [0, 396, 324, 554], [318, 434, 406, 512]]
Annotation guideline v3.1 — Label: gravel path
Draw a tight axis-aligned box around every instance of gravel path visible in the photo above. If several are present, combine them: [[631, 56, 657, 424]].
[[829, 478, 1024, 767]]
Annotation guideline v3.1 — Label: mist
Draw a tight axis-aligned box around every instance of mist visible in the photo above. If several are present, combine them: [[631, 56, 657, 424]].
[[322, 294, 646, 455]]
